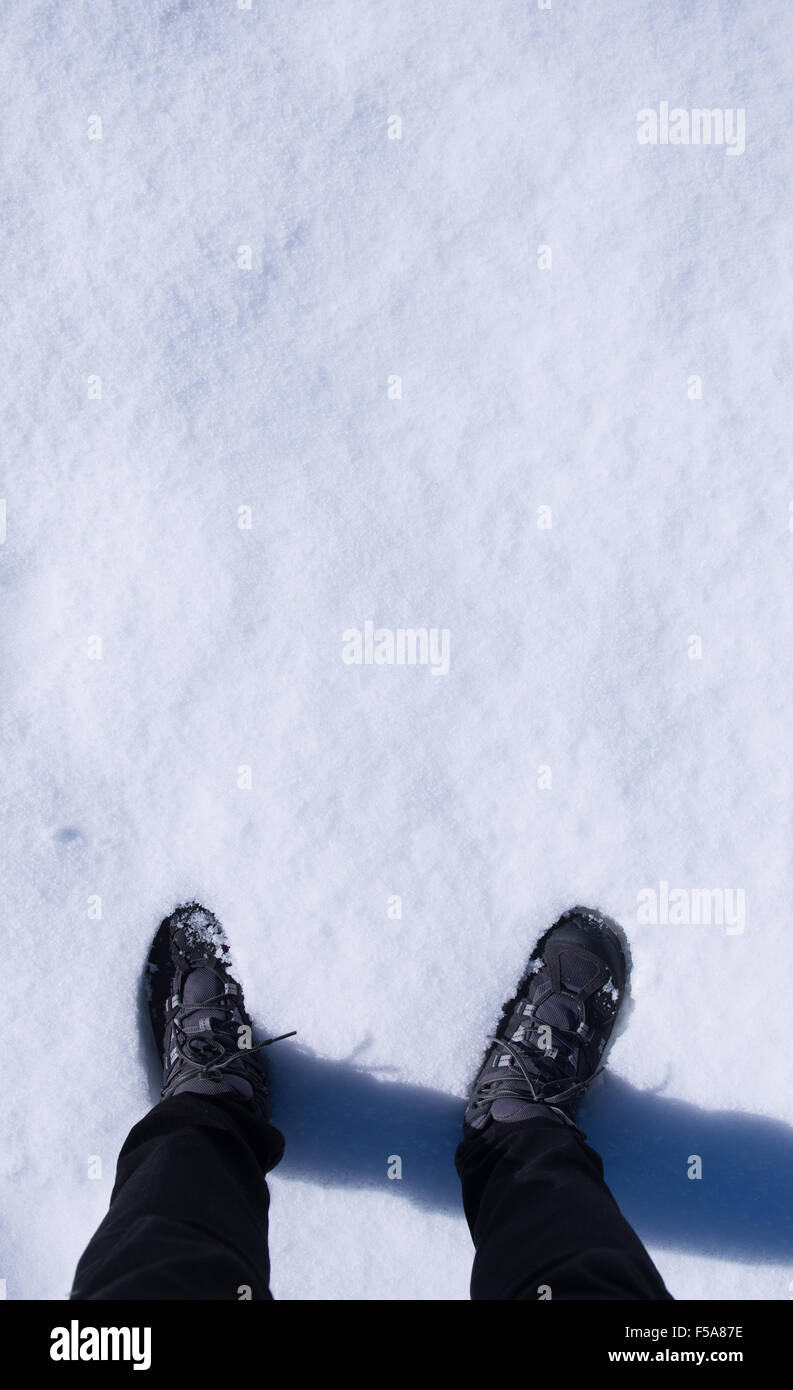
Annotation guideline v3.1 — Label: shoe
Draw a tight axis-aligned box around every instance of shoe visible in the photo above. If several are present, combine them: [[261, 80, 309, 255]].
[[145, 901, 295, 1124], [463, 906, 626, 1133]]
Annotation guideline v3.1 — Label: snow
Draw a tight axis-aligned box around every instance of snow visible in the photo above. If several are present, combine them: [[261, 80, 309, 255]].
[[1, 0, 792, 1300]]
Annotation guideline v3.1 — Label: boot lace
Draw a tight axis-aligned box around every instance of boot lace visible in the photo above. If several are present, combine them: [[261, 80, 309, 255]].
[[164, 989, 296, 1091]]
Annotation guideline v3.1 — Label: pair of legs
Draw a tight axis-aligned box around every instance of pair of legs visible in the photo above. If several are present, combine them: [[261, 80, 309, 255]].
[[71, 904, 672, 1301], [71, 1094, 670, 1300]]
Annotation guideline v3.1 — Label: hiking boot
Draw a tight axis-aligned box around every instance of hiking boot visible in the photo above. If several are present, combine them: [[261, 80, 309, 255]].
[[145, 901, 294, 1124], [463, 906, 626, 1133]]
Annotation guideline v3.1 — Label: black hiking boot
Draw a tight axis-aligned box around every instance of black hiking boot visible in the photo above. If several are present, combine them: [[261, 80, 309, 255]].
[[463, 906, 626, 1134], [145, 902, 295, 1125]]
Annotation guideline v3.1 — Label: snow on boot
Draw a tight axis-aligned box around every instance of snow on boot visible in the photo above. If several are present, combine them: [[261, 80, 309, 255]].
[[145, 901, 295, 1124], [463, 906, 626, 1134]]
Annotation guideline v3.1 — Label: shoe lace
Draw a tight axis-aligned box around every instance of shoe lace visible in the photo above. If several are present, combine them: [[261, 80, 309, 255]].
[[166, 990, 296, 1087], [482, 1030, 604, 1111], [474, 986, 607, 1116]]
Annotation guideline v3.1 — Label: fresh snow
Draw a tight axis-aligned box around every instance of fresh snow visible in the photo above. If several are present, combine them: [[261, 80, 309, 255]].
[[1, 0, 792, 1301]]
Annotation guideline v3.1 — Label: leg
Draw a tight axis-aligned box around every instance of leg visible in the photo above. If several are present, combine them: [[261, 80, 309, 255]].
[[456, 1112, 671, 1300], [72, 902, 294, 1301], [72, 1093, 284, 1300], [459, 906, 673, 1301]]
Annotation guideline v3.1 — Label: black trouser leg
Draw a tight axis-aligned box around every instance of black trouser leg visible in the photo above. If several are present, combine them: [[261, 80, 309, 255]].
[[455, 1115, 672, 1300], [71, 1094, 284, 1300]]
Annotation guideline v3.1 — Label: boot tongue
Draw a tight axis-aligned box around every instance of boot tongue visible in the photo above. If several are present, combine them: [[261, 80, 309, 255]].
[[507, 984, 580, 1083], [183, 966, 224, 1010], [182, 966, 229, 1034], [172, 965, 253, 1102], [489, 1097, 557, 1123], [534, 992, 579, 1032]]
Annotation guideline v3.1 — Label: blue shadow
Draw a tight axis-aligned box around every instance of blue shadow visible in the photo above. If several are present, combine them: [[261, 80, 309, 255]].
[[138, 972, 793, 1264], [268, 1043, 793, 1264]]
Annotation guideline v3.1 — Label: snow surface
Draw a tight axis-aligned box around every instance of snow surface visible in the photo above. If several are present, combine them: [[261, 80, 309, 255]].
[[2, 0, 792, 1300]]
